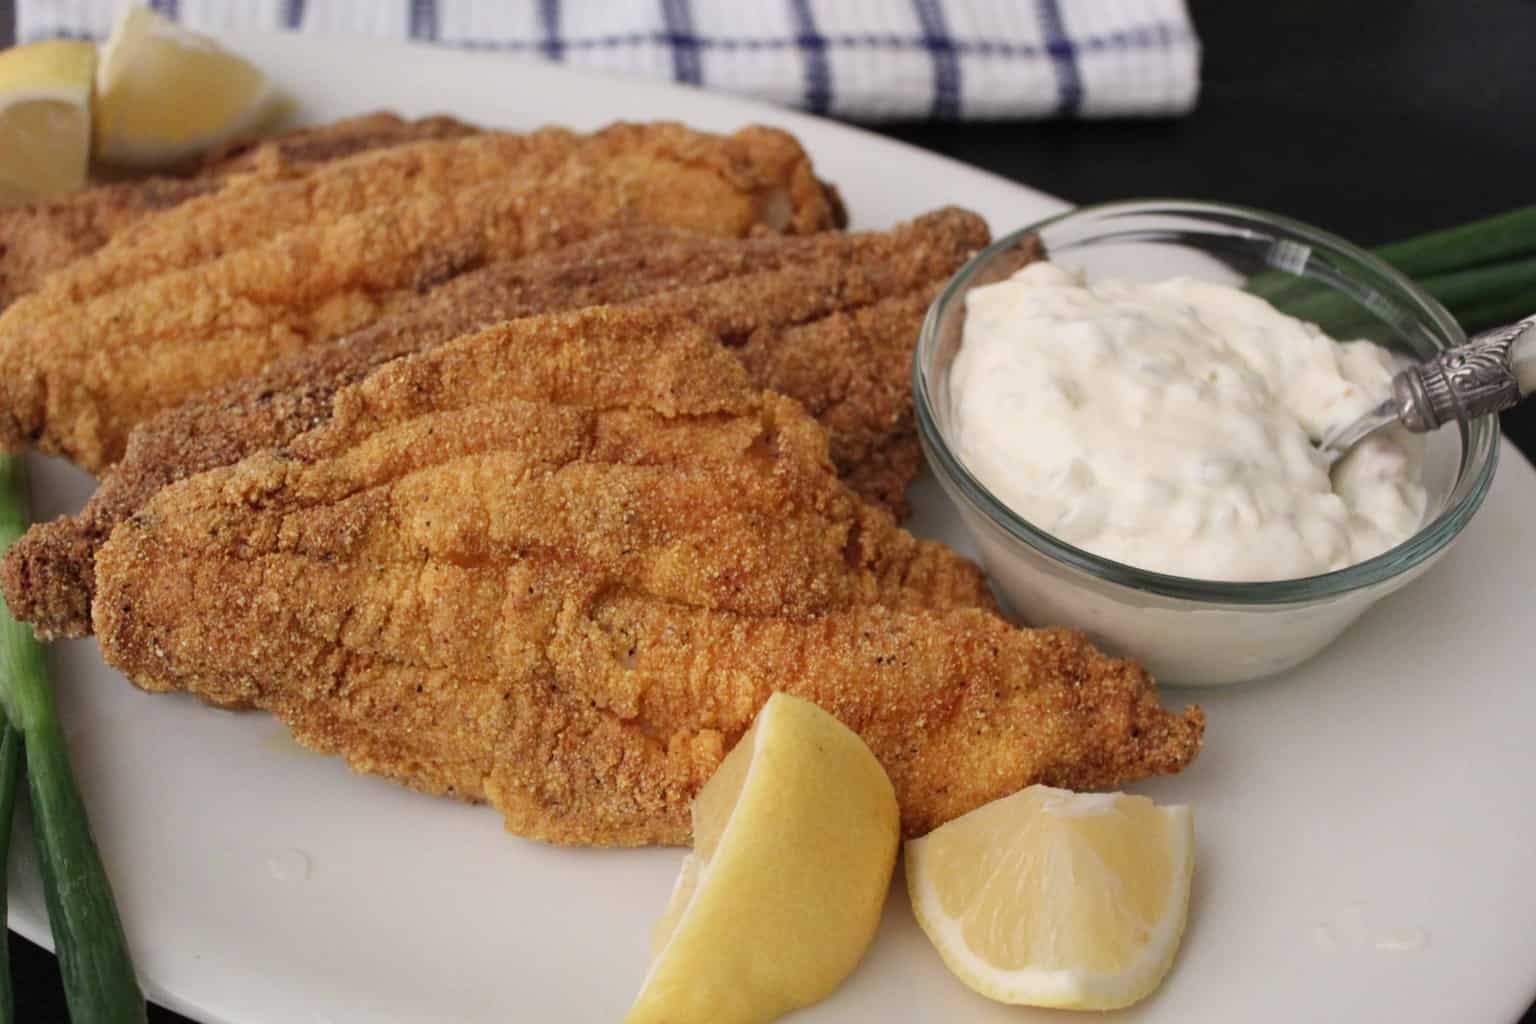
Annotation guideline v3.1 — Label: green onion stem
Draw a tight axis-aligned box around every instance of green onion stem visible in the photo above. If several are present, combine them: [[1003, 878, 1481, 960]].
[[0, 724, 21, 1024], [1373, 204, 1536, 280], [1448, 291, 1536, 336], [1416, 257, 1536, 316], [1262, 256, 1536, 341], [0, 453, 145, 1023], [1248, 204, 1536, 314]]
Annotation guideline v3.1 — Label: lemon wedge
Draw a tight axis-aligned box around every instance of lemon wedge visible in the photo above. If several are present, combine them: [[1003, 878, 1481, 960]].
[[0, 39, 96, 203], [905, 785, 1193, 1011], [94, 4, 282, 167], [627, 693, 899, 1024]]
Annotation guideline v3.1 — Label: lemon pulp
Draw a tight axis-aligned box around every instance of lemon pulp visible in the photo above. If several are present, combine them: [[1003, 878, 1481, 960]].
[[906, 785, 1193, 1011], [95, 5, 282, 167]]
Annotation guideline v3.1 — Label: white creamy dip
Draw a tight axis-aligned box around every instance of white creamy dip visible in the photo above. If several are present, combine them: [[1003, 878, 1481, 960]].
[[948, 262, 1428, 581]]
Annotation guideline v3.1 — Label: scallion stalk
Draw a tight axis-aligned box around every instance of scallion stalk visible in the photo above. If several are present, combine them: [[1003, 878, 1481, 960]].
[[0, 453, 145, 1023], [1417, 257, 1536, 319], [1249, 204, 1536, 323], [1445, 291, 1536, 336], [0, 724, 21, 1024], [1372, 204, 1536, 280]]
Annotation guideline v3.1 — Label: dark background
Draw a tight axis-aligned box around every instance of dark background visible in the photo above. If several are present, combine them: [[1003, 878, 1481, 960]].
[[3, 0, 1534, 1020]]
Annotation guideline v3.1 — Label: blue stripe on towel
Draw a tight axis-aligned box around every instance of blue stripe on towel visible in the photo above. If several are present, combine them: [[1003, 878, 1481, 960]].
[[410, 0, 438, 42], [912, 0, 960, 119], [539, 0, 563, 60], [432, 29, 1176, 58], [14, 23, 1183, 64], [660, 0, 702, 84], [788, 0, 831, 115], [1035, 0, 1082, 116]]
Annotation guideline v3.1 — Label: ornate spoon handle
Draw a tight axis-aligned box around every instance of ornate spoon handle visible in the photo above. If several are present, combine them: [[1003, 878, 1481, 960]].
[[1395, 314, 1536, 432]]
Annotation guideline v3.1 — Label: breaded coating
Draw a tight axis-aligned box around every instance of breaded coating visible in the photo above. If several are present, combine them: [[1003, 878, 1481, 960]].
[[738, 292, 935, 512], [4, 209, 995, 638], [23, 122, 839, 309], [92, 306, 1203, 847], [0, 124, 843, 472], [194, 111, 478, 176], [0, 112, 479, 309]]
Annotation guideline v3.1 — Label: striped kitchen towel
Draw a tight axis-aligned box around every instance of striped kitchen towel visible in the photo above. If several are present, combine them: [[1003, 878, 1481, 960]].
[[15, 0, 1202, 120]]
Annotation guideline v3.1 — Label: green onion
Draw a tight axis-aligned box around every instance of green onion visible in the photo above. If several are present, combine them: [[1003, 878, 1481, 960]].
[[1251, 203, 1536, 302], [1244, 265, 1325, 307], [1251, 207, 1536, 337], [0, 724, 21, 1024], [1446, 291, 1536, 336], [1417, 257, 1536, 319], [0, 453, 145, 1023], [1372, 204, 1536, 280]]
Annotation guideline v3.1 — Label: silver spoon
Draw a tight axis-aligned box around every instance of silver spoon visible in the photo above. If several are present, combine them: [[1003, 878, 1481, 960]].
[[1317, 313, 1536, 464]]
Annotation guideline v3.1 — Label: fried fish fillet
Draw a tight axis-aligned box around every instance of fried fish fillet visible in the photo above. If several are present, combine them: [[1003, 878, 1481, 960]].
[[0, 124, 842, 472], [194, 111, 479, 176], [5, 209, 1002, 639], [21, 122, 839, 310], [92, 305, 1203, 846], [0, 112, 479, 309]]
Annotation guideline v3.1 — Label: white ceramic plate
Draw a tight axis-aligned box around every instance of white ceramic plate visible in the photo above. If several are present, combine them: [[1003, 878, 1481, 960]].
[[8, 32, 1536, 1024]]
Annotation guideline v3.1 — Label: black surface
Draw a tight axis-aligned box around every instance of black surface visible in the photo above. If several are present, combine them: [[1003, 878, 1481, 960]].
[[2, 0, 1534, 1021]]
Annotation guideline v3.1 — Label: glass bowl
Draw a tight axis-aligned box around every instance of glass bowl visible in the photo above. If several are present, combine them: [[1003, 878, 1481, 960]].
[[913, 200, 1499, 686]]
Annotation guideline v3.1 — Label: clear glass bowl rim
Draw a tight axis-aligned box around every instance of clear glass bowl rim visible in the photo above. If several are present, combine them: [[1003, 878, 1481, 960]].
[[912, 198, 1501, 606]]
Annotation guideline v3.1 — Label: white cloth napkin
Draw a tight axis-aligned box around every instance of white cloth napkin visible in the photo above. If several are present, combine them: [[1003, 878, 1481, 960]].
[[17, 0, 1201, 120]]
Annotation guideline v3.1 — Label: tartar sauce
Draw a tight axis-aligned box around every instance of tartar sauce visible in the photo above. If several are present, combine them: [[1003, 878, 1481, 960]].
[[948, 263, 1428, 581]]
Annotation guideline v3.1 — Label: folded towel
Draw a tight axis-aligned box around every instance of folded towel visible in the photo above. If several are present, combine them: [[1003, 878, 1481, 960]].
[[16, 0, 1201, 120]]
